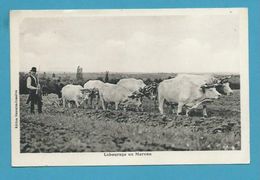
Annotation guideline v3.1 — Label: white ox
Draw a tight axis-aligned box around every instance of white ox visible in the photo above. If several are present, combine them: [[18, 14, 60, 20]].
[[83, 80, 104, 109], [117, 78, 146, 93], [117, 78, 158, 99], [84, 80, 105, 90], [117, 78, 158, 111], [99, 83, 142, 111], [158, 74, 223, 116], [61, 84, 91, 108]]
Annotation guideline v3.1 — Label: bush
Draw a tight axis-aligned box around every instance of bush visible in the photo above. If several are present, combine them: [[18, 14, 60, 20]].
[[97, 77, 103, 82], [109, 78, 120, 84], [230, 83, 240, 90]]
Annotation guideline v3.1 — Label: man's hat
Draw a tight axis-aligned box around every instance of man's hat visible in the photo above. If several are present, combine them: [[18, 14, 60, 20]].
[[30, 67, 37, 72]]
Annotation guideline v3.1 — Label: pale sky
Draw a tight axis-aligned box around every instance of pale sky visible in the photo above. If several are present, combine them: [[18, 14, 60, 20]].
[[19, 13, 240, 73]]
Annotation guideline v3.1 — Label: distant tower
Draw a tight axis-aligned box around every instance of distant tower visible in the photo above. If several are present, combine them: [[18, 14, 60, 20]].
[[76, 66, 83, 81], [105, 71, 109, 83]]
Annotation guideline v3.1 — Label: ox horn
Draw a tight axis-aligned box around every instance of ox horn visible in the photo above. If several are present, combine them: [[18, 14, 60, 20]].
[[128, 94, 137, 99], [201, 83, 217, 89], [219, 76, 231, 83]]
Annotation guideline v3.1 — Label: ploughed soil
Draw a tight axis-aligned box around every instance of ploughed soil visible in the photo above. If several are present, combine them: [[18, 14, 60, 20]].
[[20, 90, 241, 153]]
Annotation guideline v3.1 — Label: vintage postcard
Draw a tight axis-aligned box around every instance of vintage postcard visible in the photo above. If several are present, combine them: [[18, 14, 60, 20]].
[[10, 8, 249, 166]]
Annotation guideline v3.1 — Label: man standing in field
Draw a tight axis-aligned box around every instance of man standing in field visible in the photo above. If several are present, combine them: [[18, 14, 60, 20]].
[[26, 67, 42, 114]]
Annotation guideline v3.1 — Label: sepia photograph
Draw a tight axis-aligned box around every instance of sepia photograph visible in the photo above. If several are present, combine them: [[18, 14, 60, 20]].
[[10, 8, 249, 166]]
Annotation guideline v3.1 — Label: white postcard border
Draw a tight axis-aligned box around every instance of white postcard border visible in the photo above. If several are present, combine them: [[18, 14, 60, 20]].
[[10, 8, 249, 167]]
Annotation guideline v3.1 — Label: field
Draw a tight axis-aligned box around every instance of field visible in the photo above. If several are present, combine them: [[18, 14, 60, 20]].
[[20, 89, 241, 153]]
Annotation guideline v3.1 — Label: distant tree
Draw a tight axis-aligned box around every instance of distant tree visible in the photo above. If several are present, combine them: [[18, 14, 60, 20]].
[[19, 72, 28, 94], [154, 78, 162, 83], [52, 73, 56, 78], [105, 71, 109, 83], [63, 72, 71, 82], [47, 77, 51, 83], [42, 72, 47, 79]]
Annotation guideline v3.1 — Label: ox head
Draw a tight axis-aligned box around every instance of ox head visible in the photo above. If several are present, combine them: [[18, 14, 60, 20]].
[[139, 82, 158, 100], [215, 76, 233, 96], [79, 88, 95, 105], [80, 88, 99, 100], [201, 84, 221, 99], [87, 88, 99, 98]]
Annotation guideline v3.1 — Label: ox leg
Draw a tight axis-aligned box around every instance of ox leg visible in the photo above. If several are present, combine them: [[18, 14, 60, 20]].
[[177, 103, 184, 116], [138, 105, 143, 112], [186, 108, 191, 117], [75, 101, 80, 108], [68, 102, 71, 108], [139, 97, 144, 112], [101, 98, 106, 110], [138, 103, 143, 112], [95, 97, 99, 110], [154, 100, 157, 111], [90, 97, 94, 109], [62, 98, 66, 108], [202, 105, 208, 117], [86, 98, 89, 108], [158, 97, 165, 114], [135, 104, 142, 112], [58, 98, 62, 106], [123, 104, 127, 112], [140, 106, 144, 112], [115, 102, 119, 110]]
